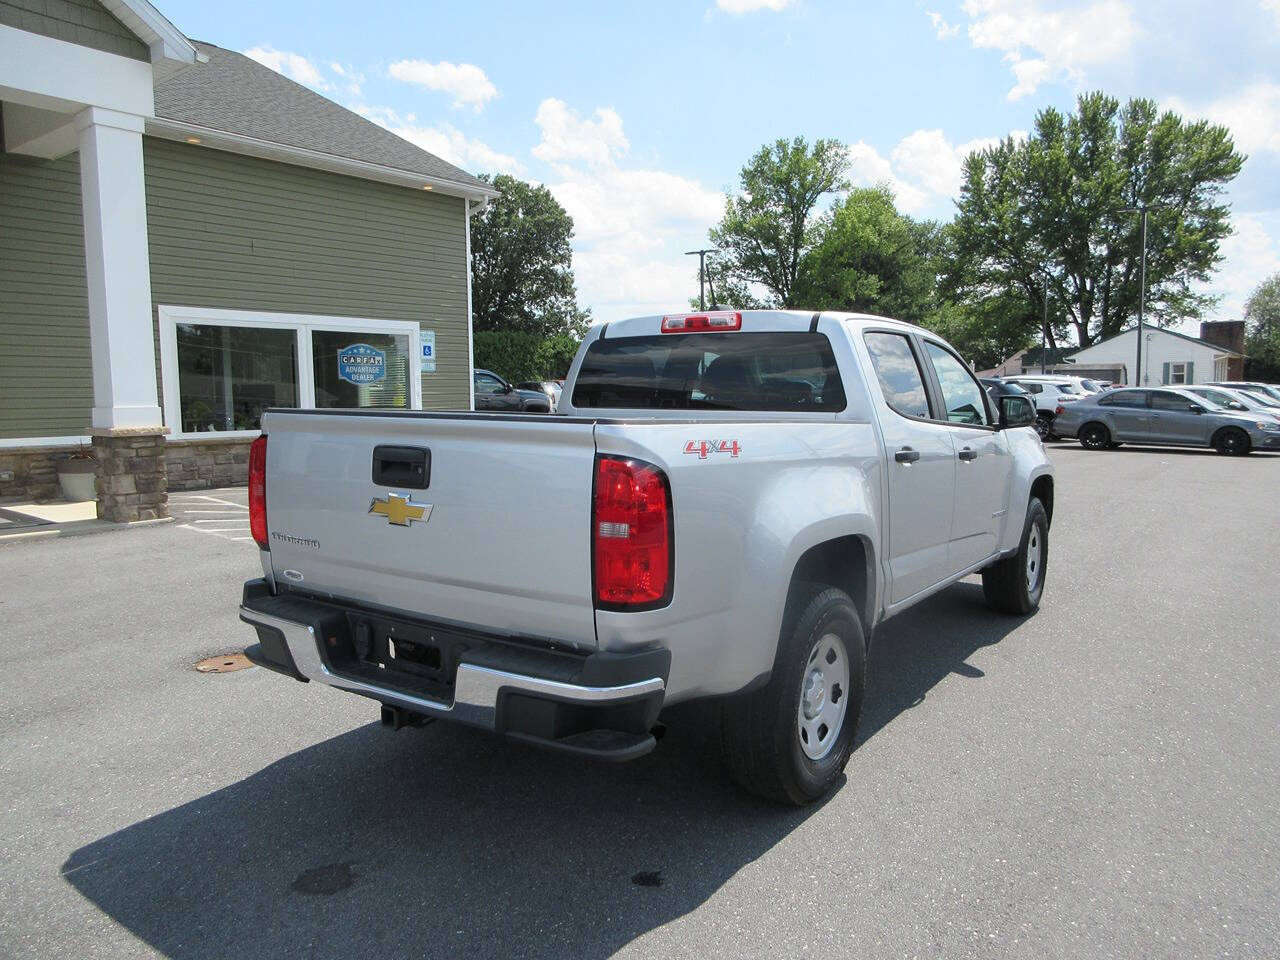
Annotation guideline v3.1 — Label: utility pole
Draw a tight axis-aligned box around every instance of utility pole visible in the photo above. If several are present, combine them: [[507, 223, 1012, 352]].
[[1121, 206, 1157, 386], [1041, 274, 1049, 374], [685, 248, 718, 310], [1136, 208, 1148, 385]]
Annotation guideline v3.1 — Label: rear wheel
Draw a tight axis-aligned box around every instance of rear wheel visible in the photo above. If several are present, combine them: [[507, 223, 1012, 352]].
[[1212, 427, 1251, 456], [982, 497, 1048, 615], [721, 584, 865, 805], [1079, 422, 1111, 450]]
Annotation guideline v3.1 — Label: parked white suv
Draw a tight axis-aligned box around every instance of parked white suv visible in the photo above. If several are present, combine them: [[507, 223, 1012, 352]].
[[1003, 377, 1087, 438]]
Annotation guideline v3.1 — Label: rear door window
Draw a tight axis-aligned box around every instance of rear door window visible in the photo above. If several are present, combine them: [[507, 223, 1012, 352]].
[[863, 332, 931, 419], [1099, 390, 1149, 408], [571, 332, 845, 411]]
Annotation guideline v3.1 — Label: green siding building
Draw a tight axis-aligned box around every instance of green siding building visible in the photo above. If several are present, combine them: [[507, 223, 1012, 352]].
[[0, 2, 496, 519]]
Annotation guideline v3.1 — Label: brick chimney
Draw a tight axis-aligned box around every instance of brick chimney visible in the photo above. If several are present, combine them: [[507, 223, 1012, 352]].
[[1199, 320, 1245, 354]]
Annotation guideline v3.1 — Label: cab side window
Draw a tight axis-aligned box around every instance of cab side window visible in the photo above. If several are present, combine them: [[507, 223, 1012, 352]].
[[474, 373, 504, 394], [923, 342, 991, 426], [863, 332, 931, 419]]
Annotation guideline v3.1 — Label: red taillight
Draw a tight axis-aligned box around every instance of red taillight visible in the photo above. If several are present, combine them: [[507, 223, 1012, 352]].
[[248, 434, 268, 550], [661, 311, 741, 333], [1055, 405, 1066, 415], [593, 456, 672, 609]]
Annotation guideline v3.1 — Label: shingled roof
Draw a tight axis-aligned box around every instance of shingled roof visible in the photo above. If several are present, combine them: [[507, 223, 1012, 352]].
[[152, 41, 492, 194]]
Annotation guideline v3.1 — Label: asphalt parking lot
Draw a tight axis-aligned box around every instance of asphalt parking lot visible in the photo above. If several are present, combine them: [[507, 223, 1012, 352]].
[[1, 445, 1277, 959]]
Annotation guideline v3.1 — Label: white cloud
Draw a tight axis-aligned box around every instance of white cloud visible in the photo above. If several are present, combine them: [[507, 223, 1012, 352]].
[[1165, 83, 1280, 156], [355, 105, 521, 175], [530, 99, 724, 321], [1264, 0, 1280, 29], [1206, 212, 1280, 321], [387, 60, 498, 111], [927, 11, 960, 38], [715, 0, 793, 12], [847, 141, 930, 213], [245, 46, 331, 91], [958, 0, 1137, 100], [532, 99, 629, 168]]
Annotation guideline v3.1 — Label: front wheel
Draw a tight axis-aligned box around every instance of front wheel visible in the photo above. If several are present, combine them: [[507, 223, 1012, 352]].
[[1034, 414, 1055, 441], [1212, 427, 1251, 456], [721, 584, 866, 805], [982, 497, 1048, 615]]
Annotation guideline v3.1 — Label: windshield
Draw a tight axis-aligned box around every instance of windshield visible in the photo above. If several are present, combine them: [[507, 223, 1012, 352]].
[[1079, 379, 1101, 392], [1057, 383, 1082, 395], [572, 332, 846, 411], [1241, 390, 1280, 408]]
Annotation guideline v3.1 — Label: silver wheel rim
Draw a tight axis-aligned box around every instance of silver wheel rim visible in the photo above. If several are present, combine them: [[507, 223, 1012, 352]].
[[1026, 522, 1044, 593], [797, 631, 850, 761]]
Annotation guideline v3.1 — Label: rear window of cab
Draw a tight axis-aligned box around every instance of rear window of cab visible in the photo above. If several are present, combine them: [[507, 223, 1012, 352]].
[[571, 332, 846, 411]]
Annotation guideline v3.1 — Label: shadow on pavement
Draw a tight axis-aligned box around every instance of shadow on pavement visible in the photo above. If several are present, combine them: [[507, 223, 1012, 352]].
[[63, 584, 1022, 960], [1049, 442, 1280, 458]]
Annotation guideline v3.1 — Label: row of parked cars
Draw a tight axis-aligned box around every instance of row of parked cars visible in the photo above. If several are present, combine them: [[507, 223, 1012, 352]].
[[981, 374, 1280, 456]]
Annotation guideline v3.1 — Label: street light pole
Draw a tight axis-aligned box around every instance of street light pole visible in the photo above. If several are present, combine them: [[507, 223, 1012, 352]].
[[1042, 274, 1049, 374], [685, 248, 718, 311], [1135, 208, 1148, 385]]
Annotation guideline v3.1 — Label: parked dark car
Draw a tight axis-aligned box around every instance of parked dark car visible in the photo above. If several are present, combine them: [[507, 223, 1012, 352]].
[[473, 369, 551, 412], [515, 380, 563, 412]]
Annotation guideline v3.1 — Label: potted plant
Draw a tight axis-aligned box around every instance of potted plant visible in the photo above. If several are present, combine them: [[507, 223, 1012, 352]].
[[57, 445, 97, 502]]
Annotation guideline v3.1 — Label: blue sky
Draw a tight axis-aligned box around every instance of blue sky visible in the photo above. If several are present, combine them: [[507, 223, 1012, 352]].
[[160, 0, 1280, 336]]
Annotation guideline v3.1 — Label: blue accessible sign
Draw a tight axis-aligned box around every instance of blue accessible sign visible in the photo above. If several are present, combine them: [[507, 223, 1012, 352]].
[[337, 343, 387, 384]]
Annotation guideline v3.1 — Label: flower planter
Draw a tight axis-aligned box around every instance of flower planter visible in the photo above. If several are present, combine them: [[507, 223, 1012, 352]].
[[57, 457, 97, 502]]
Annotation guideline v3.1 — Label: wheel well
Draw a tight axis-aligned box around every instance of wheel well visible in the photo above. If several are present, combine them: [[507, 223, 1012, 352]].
[[1030, 475, 1054, 528], [786, 536, 874, 643], [1212, 425, 1247, 442]]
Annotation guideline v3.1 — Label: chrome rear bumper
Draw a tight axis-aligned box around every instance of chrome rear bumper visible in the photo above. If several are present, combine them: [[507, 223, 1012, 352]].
[[240, 604, 664, 729]]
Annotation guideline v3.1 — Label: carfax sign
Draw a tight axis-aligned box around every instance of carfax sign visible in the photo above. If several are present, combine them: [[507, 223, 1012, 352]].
[[337, 343, 387, 384]]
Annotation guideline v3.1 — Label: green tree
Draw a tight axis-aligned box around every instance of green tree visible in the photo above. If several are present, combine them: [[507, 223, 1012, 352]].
[[707, 137, 850, 308], [471, 173, 590, 338], [792, 186, 939, 323], [948, 93, 1244, 348], [1244, 272, 1280, 376]]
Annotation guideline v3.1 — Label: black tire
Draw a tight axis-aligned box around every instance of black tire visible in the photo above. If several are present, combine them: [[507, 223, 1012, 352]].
[[721, 584, 866, 805], [1078, 422, 1111, 450], [1034, 414, 1055, 441], [982, 497, 1048, 615], [1212, 427, 1251, 456]]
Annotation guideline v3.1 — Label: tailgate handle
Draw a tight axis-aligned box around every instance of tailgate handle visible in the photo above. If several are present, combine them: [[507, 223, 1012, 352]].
[[372, 445, 430, 489]]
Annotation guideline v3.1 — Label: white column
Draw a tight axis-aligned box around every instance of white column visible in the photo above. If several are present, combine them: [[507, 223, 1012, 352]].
[[75, 106, 163, 430]]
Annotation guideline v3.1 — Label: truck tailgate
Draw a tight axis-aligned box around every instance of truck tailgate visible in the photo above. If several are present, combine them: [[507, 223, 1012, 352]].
[[260, 411, 599, 649]]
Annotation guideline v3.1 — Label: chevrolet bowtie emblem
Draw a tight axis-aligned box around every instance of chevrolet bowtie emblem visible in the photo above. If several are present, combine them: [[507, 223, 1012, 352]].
[[368, 493, 433, 527]]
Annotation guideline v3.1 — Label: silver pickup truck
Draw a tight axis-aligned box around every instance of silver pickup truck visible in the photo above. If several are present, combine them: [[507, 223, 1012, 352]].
[[240, 310, 1054, 804]]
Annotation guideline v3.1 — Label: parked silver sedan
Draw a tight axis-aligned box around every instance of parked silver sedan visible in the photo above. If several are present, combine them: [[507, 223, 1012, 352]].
[[1052, 386, 1280, 455]]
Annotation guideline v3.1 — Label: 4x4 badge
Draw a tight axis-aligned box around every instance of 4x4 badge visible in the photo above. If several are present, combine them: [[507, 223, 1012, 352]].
[[369, 493, 433, 527]]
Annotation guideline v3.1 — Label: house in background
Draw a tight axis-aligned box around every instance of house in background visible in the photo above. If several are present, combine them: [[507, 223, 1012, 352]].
[[1065, 321, 1246, 387], [977, 346, 1077, 379], [1, 0, 497, 521]]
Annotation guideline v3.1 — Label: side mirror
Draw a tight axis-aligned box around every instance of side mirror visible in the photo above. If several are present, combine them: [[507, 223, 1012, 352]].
[[999, 395, 1036, 429], [1188, 403, 1204, 414], [502, 383, 513, 394]]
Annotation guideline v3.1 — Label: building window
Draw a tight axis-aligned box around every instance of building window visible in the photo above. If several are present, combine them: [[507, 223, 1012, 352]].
[[160, 306, 422, 438], [175, 324, 299, 433], [1169, 362, 1188, 385]]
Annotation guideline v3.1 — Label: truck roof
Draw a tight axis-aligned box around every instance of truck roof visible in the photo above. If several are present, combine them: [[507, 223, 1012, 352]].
[[594, 309, 921, 341]]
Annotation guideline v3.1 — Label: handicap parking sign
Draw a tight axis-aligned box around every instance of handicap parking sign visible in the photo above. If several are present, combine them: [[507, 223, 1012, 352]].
[[337, 343, 387, 384]]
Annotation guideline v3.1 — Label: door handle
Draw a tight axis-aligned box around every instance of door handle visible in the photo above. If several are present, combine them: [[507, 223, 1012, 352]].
[[958, 448, 978, 461], [894, 447, 920, 464], [372, 445, 430, 489]]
